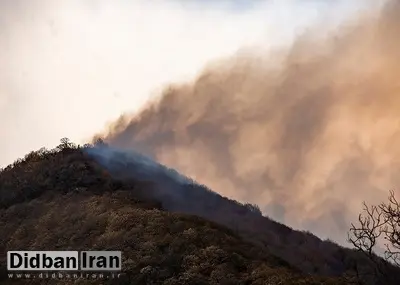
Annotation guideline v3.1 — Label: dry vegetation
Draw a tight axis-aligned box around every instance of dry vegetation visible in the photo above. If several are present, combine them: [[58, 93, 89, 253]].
[[0, 139, 398, 284]]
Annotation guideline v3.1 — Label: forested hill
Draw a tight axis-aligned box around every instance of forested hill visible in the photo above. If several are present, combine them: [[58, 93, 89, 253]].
[[0, 139, 398, 284]]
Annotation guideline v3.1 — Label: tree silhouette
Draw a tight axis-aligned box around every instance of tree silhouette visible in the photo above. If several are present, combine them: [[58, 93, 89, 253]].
[[57, 137, 76, 150], [348, 190, 400, 284], [93, 137, 108, 148]]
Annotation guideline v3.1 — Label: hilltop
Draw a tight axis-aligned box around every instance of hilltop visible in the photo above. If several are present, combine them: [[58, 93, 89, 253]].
[[0, 139, 398, 284]]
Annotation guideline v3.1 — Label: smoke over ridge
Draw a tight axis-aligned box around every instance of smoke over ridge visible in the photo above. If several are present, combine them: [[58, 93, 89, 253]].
[[95, 0, 400, 244], [3, 0, 364, 168]]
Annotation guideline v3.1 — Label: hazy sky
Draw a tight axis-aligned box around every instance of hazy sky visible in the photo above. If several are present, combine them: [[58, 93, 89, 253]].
[[0, 0, 380, 167]]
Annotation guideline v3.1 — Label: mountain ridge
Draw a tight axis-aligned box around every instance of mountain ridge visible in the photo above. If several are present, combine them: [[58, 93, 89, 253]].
[[0, 139, 399, 284]]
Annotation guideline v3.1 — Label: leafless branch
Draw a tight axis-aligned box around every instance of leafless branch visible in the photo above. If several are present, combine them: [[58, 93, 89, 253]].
[[348, 190, 400, 284]]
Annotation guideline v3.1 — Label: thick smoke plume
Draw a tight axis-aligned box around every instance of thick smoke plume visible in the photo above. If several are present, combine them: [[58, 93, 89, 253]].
[[96, 1, 400, 244]]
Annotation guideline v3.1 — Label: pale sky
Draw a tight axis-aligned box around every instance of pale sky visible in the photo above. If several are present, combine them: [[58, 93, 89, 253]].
[[0, 0, 380, 167]]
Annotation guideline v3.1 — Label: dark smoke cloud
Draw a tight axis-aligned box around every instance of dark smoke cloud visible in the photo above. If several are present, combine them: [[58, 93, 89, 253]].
[[96, 0, 400, 244]]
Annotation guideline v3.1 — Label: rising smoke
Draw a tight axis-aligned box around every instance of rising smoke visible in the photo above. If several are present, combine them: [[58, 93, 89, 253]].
[[94, 0, 400, 243], [2, 0, 353, 168]]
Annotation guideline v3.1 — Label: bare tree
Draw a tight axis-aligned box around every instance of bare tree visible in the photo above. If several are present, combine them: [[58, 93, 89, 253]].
[[348, 190, 400, 284]]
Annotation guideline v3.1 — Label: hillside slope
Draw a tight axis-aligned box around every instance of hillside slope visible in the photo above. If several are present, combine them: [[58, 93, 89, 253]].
[[0, 141, 397, 284], [85, 143, 400, 284], [0, 143, 345, 284], [1, 190, 346, 285]]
